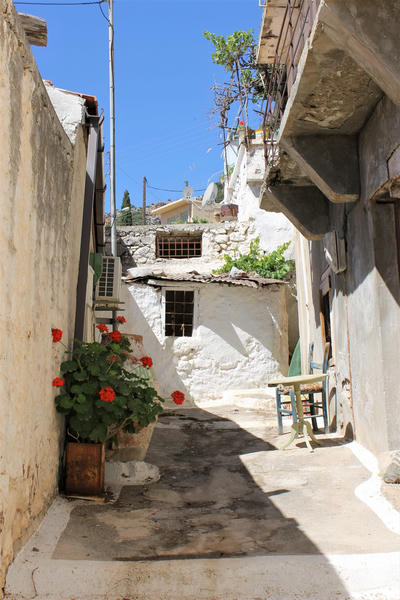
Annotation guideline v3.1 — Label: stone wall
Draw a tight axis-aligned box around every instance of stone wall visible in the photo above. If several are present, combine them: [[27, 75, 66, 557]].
[[0, 1, 88, 587], [112, 221, 258, 275]]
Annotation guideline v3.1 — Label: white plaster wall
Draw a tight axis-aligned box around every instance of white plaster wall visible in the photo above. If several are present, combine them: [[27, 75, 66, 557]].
[[229, 140, 295, 256], [0, 1, 88, 587], [120, 281, 288, 406]]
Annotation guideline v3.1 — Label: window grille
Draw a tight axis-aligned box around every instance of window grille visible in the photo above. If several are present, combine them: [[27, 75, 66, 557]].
[[165, 290, 194, 337], [156, 235, 202, 259]]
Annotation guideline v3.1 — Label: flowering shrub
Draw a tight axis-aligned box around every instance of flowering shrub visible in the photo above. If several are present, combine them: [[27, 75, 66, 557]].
[[53, 327, 167, 444], [52, 328, 63, 343], [171, 390, 185, 405], [140, 356, 153, 369]]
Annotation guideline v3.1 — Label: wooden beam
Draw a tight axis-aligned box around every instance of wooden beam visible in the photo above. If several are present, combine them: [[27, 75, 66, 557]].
[[18, 13, 47, 47]]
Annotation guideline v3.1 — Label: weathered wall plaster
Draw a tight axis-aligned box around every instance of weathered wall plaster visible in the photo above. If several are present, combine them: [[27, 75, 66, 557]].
[[119, 281, 288, 406], [294, 95, 400, 456], [0, 0, 88, 587]]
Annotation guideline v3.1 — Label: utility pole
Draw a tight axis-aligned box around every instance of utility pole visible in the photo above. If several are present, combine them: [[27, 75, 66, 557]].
[[142, 176, 147, 225], [109, 0, 117, 257]]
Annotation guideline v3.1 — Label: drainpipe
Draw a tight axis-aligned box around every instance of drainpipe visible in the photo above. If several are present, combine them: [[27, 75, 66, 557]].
[[74, 114, 101, 344], [225, 142, 246, 204]]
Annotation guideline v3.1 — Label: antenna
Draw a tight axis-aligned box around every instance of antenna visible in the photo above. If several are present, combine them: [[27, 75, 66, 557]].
[[202, 182, 218, 208]]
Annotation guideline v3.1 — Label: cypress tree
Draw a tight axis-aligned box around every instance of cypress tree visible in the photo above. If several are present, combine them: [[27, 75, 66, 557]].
[[118, 190, 133, 225]]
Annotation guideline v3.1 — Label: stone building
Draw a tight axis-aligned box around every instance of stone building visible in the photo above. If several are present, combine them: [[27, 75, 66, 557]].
[[257, 0, 400, 459], [0, 1, 105, 587]]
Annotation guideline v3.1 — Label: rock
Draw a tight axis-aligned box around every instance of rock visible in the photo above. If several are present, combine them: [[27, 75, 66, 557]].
[[105, 460, 160, 486], [127, 267, 153, 277], [380, 451, 400, 484]]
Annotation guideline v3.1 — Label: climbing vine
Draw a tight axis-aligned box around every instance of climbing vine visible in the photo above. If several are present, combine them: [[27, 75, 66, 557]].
[[214, 239, 295, 280]]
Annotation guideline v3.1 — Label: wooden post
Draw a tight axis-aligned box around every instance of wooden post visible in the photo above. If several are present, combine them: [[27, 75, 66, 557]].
[[18, 13, 47, 47], [142, 176, 147, 225]]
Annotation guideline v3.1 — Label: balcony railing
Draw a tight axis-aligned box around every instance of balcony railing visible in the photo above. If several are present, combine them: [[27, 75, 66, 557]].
[[262, 0, 321, 167]]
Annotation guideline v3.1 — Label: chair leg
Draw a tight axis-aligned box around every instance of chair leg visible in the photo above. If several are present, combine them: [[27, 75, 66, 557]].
[[309, 393, 318, 432], [276, 388, 284, 435], [322, 389, 329, 434], [290, 390, 297, 423]]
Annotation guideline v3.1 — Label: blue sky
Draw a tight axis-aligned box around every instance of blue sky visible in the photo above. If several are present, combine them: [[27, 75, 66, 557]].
[[26, 0, 262, 209]]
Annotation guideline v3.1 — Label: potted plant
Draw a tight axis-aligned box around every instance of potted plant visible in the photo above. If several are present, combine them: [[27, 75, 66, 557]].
[[51, 323, 184, 496]]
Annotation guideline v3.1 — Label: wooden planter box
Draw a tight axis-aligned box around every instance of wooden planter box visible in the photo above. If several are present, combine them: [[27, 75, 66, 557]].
[[65, 442, 105, 496]]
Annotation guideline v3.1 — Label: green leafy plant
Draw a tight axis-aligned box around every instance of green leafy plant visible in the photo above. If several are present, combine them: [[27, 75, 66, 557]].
[[203, 29, 272, 132], [214, 239, 294, 280], [52, 324, 185, 444]]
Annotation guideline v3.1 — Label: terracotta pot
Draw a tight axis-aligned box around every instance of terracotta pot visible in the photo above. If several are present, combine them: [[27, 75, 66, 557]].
[[64, 442, 105, 496], [108, 421, 157, 463]]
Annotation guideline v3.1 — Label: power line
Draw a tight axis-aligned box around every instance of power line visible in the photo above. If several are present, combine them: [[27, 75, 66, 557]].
[[147, 184, 206, 193], [14, 1, 105, 5]]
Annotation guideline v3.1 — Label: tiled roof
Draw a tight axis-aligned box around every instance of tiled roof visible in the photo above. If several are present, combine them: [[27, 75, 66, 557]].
[[124, 272, 286, 288]]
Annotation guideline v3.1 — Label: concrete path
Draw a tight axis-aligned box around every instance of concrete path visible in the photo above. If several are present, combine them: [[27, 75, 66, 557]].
[[5, 402, 400, 600]]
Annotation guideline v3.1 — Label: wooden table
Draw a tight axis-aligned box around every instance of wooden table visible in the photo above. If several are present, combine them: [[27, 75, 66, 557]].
[[268, 373, 328, 452]]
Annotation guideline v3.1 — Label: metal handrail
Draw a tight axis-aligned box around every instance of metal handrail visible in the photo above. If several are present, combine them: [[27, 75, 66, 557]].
[[262, 0, 321, 167]]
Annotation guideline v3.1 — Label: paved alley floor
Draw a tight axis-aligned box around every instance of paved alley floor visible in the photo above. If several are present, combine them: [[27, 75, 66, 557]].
[[6, 402, 400, 600]]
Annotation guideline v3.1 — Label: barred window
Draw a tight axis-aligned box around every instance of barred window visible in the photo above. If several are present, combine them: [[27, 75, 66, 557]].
[[156, 235, 202, 259], [165, 290, 194, 337]]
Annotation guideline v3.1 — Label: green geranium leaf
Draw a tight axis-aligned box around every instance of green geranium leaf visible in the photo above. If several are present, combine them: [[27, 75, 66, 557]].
[[88, 423, 108, 443], [88, 364, 101, 376], [59, 395, 74, 409], [60, 360, 78, 373], [73, 370, 88, 382], [71, 384, 84, 394], [81, 382, 97, 394]]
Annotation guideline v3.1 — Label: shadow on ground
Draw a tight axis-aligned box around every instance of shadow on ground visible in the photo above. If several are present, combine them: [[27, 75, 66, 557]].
[[53, 407, 337, 563]]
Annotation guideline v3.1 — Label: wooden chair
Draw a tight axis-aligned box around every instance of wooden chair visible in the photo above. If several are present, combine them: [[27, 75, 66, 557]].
[[276, 342, 330, 434]]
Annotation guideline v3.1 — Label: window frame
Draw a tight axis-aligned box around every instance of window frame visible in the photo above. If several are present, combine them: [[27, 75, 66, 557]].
[[156, 233, 203, 259], [161, 285, 199, 338]]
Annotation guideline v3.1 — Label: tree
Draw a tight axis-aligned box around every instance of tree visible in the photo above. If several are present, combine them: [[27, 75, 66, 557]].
[[118, 189, 133, 226], [203, 29, 272, 134]]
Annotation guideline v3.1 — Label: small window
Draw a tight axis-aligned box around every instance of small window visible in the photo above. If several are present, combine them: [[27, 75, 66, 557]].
[[165, 290, 194, 336], [156, 235, 202, 259]]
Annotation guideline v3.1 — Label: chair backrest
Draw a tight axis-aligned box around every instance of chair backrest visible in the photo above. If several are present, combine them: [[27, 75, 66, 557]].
[[310, 342, 330, 374], [288, 338, 302, 377]]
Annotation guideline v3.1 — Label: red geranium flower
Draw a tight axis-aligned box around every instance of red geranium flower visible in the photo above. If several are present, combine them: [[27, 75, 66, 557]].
[[99, 387, 115, 403], [51, 328, 63, 343], [116, 316, 126, 323], [109, 330, 122, 342], [171, 390, 185, 405], [140, 356, 153, 368], [52, 377, 65, 387], [96, 323, 109, 333], [239, 120, 244, 125]]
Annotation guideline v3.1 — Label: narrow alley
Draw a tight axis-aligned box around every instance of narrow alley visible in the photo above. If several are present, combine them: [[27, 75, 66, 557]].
[[6, 399, 400, 599]]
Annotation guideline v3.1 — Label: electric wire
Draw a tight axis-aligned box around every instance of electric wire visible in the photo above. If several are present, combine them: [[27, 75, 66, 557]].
[[147, 184, 206, 193], [14, 1, 105, 5], [117, 126, 216, 159], [117, 131, 216, 166]]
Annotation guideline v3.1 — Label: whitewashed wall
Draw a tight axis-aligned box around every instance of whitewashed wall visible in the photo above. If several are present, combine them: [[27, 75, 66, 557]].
[[119, 280, 288, 406], [228, 138, 295, 255]]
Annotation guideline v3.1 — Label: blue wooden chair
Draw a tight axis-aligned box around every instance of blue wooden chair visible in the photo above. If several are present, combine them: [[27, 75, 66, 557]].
[[276, 342, 330, 434], [275, 339, 301, 435]]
